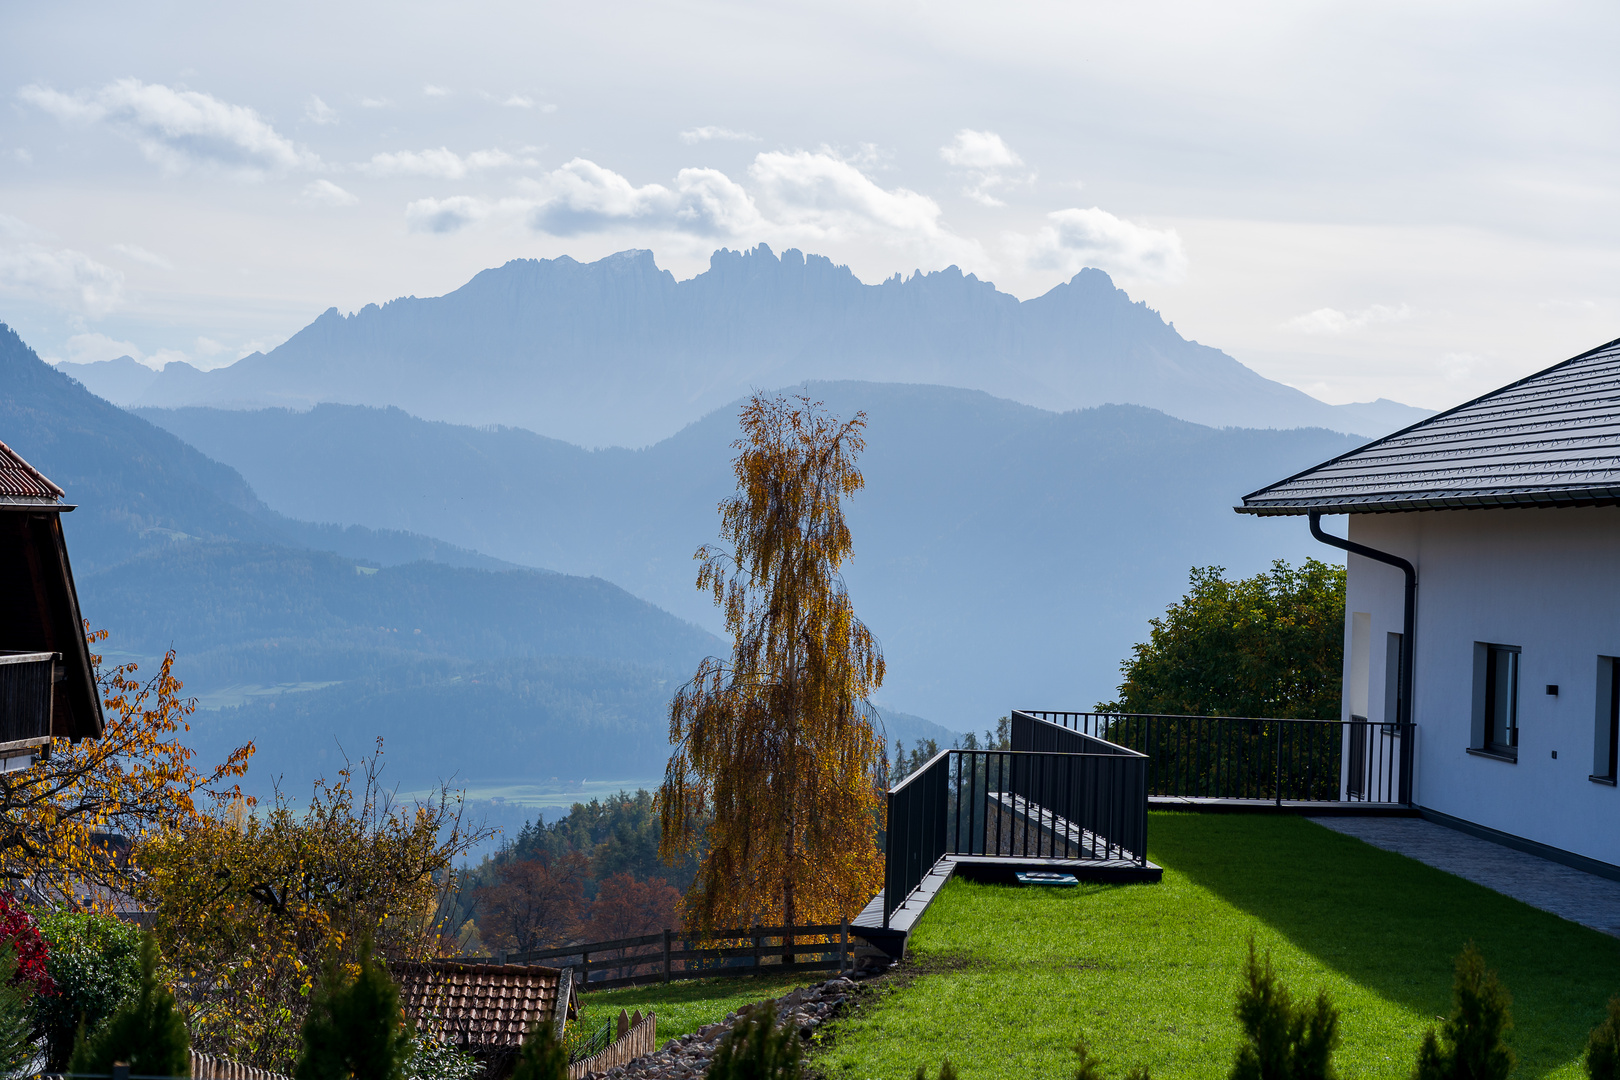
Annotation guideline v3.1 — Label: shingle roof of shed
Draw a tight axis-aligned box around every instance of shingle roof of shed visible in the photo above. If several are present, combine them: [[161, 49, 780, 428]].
[[1238, 336, 1620, 515], [393, 961, 569, 1049], [0, 440, 63, 506]]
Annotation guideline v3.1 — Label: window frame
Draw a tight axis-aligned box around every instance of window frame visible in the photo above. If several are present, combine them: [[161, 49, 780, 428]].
[[1469, 641, 1521, 763]]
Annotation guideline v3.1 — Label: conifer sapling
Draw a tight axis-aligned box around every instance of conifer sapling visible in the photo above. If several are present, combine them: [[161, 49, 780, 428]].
[[1585, 996, 1620, 1080], [1412, 941, 1513, 1080], [68, 933, 189, 1077]]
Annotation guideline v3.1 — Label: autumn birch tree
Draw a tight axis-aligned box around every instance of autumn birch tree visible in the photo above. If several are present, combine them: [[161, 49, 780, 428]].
[[659, 393, 886, 932]]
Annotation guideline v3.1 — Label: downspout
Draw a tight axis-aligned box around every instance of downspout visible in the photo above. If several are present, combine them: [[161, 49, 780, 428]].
[[1308, 512, 1417, 805]]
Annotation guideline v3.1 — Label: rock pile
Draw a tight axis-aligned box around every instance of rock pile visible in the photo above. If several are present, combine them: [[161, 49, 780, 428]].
[[579, 975, 869, 1080]]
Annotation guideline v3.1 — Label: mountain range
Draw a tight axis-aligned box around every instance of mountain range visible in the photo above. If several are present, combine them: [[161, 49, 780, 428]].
[[0, 322, 982, 816], [138, 385, 1363, 728], [61, 247, 1429, 448]]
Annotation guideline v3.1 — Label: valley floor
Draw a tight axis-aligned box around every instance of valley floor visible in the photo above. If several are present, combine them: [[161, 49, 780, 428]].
[[814, 813, 1620, 1080]]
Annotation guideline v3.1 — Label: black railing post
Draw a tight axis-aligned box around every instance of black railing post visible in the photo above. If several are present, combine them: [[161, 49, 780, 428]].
[[1274, 722, 1283, 807]]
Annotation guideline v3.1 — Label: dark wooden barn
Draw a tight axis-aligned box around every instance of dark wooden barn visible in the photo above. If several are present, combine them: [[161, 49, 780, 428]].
[[0, 438, 103, 767]]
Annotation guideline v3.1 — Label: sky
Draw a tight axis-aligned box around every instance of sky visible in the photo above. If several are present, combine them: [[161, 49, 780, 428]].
[[3, 0, 1619, 412]]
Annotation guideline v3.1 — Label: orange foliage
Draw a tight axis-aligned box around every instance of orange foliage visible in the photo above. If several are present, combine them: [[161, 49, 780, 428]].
[[660, 393, 886, 932], [585, 872, 681, 942], [0, 629, 252, 900], [476, 851, 589, 956]]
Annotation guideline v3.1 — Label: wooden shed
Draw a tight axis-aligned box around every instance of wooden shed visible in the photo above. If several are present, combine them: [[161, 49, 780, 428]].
[[0, 439, 102, 766]]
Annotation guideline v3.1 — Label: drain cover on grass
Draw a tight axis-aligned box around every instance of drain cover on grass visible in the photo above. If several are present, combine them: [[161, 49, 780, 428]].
[[1016, 871, 1079, 886]]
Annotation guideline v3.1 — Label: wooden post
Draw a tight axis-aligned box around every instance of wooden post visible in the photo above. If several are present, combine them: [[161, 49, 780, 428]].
[[662, 928, 672, 984], [840, 918, 848, 974], [617, 1008, 630, 1040]]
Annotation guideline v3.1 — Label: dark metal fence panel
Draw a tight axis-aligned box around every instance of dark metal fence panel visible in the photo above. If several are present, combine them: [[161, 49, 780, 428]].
[[1020, 710, 1408, 804], [882, 728, 1149, 924]]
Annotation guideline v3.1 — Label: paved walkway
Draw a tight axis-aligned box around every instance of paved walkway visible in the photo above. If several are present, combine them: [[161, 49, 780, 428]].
[[1310, 816, 1620, 937]]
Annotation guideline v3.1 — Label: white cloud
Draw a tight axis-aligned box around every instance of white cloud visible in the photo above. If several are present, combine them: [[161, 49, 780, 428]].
[[501, 95, 535, 108], [940, 130, 1022, 170], [111, 242, 173, 270], [9, 148, 32, 165], [1284, 303, 1413, 335], [359, 147, 530, 180], [359, 97, 392, 109], [939, 129, 1031, 207], [301, 179, 358, 206], [679, 126, 759, 144], [18, 79, 314, 176], [1019, 206, 1188, 284], [405, 150, 981, 266], [404, 195, 494, 234], [305, 95, 339, 125], [0, 244, 124, 316], [423, 85, 451, 98]]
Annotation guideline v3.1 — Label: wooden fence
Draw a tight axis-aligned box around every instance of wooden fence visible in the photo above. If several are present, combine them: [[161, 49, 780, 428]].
[[567, 1010, 656, 1079], [481, 922, 856, 991], [189, 1052, 292, 1080]]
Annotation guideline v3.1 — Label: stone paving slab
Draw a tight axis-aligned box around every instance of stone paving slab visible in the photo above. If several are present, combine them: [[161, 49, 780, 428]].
[[1310, 816, 1620, 937]]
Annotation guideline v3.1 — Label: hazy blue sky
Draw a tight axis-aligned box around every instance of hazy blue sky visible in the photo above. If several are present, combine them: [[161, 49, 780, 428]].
[[3, 1, 1617, 412]]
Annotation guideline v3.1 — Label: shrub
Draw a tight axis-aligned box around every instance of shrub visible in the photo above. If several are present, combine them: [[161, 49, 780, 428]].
[[402, 1021, 481, 1080], [68, 933, 189, 1077], [295, 941, 412, 1080], [1587, 997, 1620, 1079], [509, 1021, 568, 1080], [1413, 942, 1513, 1080], [1231, 939, 1340, 1080], [35, 908, 142, 1069], [708, 1001, 802, 1080]]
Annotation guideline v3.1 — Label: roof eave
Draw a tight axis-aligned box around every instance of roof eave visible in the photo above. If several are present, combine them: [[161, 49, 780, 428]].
[[1236, 487, 1620, 516]]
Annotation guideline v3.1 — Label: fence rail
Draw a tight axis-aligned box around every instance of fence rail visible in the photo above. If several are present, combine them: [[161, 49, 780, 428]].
[[468, 923, 856, 990], [884, 716, 1149, 927], [1019, 710, 1410, 804]]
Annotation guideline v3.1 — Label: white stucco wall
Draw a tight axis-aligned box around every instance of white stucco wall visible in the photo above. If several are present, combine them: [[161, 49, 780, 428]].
[[1344, 506, 1620, 866]]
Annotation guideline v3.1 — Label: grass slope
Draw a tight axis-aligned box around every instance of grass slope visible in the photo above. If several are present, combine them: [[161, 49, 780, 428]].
[[576, 973, 814, 1042], [818, 814, 1620, 1080]]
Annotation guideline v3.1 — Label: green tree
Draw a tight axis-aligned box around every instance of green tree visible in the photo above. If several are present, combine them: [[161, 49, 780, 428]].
[[1413, 942, 1513, 1080], [69, 933, 190, 1077], [1585, 996, 1620, 1079], [1230, 940, 1340, 1080], [708, 1002, 802, 1080], [295, 941, 412, 1080], [35, 910, 143, 1070], [509, 1020, 568, 1080], [660, 394, 886, 931], [1100, 560, 1346, 720]]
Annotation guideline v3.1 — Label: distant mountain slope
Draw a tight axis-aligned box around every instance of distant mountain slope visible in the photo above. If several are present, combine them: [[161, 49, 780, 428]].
[[0, 322, 517, 574], [0, 319, 732, 802], [139, 387, 1365, 728], [67, 247, 1430, 447]]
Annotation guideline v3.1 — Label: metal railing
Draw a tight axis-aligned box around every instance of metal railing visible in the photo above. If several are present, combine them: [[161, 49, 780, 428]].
[[1018, 710, 1410, 805], [883, 717, 1148, 925]]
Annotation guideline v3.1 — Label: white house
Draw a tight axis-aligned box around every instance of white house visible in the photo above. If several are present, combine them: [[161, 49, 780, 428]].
[[1239, 337, 1620, 874]]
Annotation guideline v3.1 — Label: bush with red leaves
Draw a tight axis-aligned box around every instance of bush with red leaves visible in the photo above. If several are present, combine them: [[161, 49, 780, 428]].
[[0, 892, 53, 997]]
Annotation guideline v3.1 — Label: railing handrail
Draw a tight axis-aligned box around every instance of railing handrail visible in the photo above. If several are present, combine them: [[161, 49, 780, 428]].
[[1021, 709, 1365, 727], [886, 746, 955, 795]]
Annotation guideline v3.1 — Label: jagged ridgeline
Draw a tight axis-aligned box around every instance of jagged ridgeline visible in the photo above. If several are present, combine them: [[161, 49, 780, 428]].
[[64, 246, 1428, 449]]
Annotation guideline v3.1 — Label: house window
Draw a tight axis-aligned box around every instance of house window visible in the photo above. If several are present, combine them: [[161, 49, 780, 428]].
[[1594, 657, 1619, 785], [1471, 642, 1520, 760]]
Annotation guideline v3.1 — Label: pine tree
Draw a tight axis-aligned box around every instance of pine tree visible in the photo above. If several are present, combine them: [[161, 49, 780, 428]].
[[1230, 939, 1340, 1080], [509, 1021, 568, 1080], [1586, 996, 1620, 1079], [68, 933, 190, 1077], [707, 1002, 802, 1080], [295, 940, 412, 1080], [1413, 942, 1513, 1080]]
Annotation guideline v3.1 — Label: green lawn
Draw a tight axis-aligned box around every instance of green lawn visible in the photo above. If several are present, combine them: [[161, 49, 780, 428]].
[[816, 813, 1620, 1080], [574, 971, 815, 1042]]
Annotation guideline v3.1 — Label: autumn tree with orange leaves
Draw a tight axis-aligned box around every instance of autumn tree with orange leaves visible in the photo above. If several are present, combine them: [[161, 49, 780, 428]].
[[660, 393, 886, 933], [0, 630, 252, 900]]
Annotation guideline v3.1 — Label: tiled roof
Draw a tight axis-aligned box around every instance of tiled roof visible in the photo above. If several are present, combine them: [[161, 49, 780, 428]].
[[1238, 336, 1620, 515], [393, 961, 569, 1048], [0, 439, 63, 506]]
